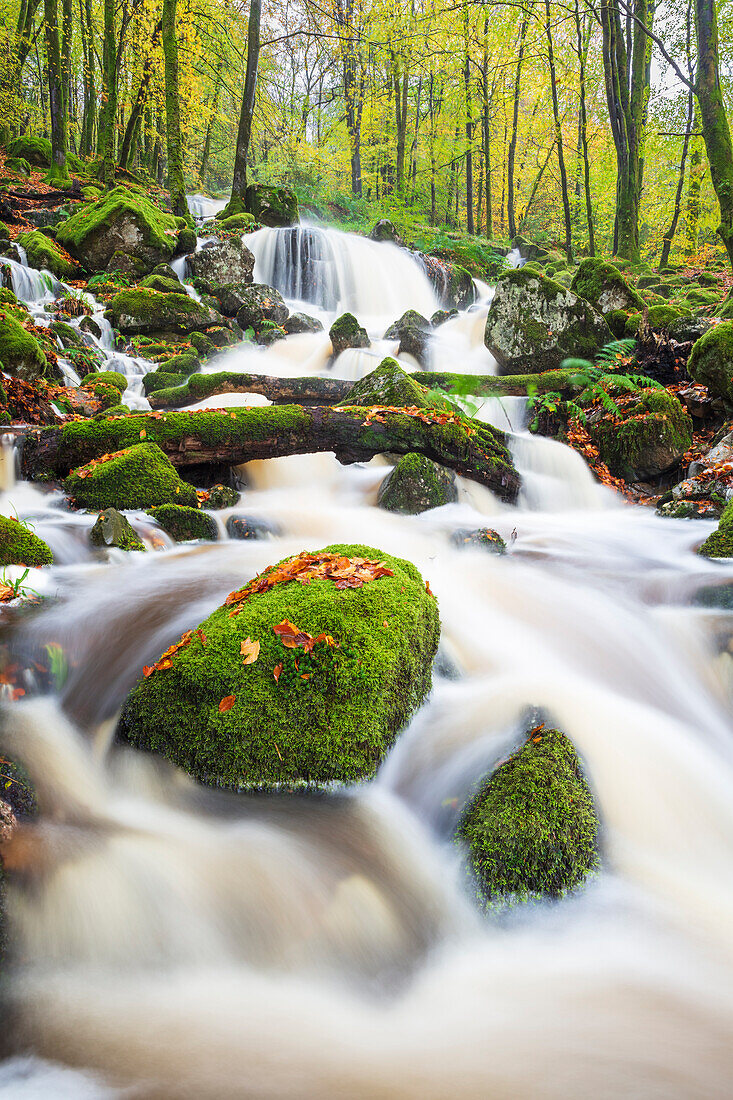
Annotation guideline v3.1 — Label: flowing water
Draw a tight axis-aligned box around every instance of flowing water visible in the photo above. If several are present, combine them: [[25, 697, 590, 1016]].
[[2, 222, 733, 1097]]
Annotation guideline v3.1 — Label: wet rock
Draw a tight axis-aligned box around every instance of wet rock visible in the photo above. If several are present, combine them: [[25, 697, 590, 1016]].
[[329, 312, 369, 356], [64, 442, 199, 510], [209, 281, 256, 317], [369, 219, 402, 244], [139, 273, 182, 295], [570, 257, 644, 314], [689, 430, 733, 478], [90, 508, 145, 551], [0, 310, 48, 381], [283, 312, 323, 335], [146, 504, 218, 542], [119, 542, 440, 787], [688, 321, 733, 401], [226, 515, 279, 540], [698, 498, 733, 557], [667, 316, 712, 344], [187, 238, 255, 293], [377, 452, 458, 513], [346, 357, 434, 409], [384, 310, 432, 366], [105, 288, 223, 337], [232, 284, 288, 333], [511, 234, 550, 262], [420, 255, 475, 310], [431, 308, 458, 327], [589, 389, 692, 480], [450, 527, 507, 553], [0, 514, 53, 567], [257, 326, 286, 346], [206, 484, 239, 509], [485, 269, 611, 375], [23, 207, 69, 230], [458, 728, 600, 904], [244, 183, 299, 227]]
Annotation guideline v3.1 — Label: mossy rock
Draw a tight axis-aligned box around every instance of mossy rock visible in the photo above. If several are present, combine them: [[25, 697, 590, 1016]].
[[119, 543, 439, 787], [0, 514, 53, 566], [206, 483, 239, 509], [684, 288, 720, 307], [7, 134, 51, 167], [624, 304, 690, 336], [64, 442, 199, 510], [571, 257, 643, 314], [231, 283, 288, 330], [140, 273, 183, 295], [383, 310, 432, 365], [450, 527, 506, 553], [94, 404, 131, 419], [90, 508, 145, 551], [176, 226, 197, 254], [0, 308, 47, 381], [329, 312, 369, 356], [56, 185, 181, 273], [50, 320, 85, 349], [215, 212, 255, 232], [105, 287, 222, 336], [485, 269, 611, 375], [243, 183, 299, 227], [283, 312, 323, 335], [345, 358, 437, 409], [189, 331, 217, 358], [16, 230, 76, 279], [698, 498, 733, 557], [589, 389, 692, 480], [141, 370, 189, 396], [688, 321, 733, 401], [147, 503, 217, 542], [377, 452, 458, 513], [187, 238, 255, 292], [6, 156, 31, 177], [458, 729, 600, 905], [80, 370, 127, 394], [606, 309, 631, 338]]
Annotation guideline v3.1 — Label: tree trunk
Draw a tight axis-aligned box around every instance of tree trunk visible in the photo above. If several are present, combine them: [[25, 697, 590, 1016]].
[[119, 20, 162, 170], [43, 0, 69, 182], [507, 13, 529, 240], [694, 0, 733, 267], [544, 0, 573, 260], [392, 56, 408, 193], [574, 0, 595, 254], [199, 66, 223, 181], [685, 111, 704, 255], [161, 0, 188, 218], [97, 0, 117, 187], [225, 0, 261, 215], [659, 93, 693, 269]]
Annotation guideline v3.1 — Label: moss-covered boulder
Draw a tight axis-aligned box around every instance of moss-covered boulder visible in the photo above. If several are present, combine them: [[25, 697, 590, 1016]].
[[450, 527, 507, 553], [7, 134, 51, 167], [283, 312, 323, 335], [105, 288, 222, 336], [624, 304, 690, 336], [119, 544, 438, 786], [16, 230, 77, 279], [0, 514, 53, 566], [589, 389, 692, 480], [698, 498, 733, 557], [147, 503, 218, 542], [329, 312, 369, 356], [0, 308, 47, 380], [56, 186, 181, 273], [89, 508, 145, 551], [377, 452, 458, 513], [485, 269, 611, 375], [684, 287, 720, 308], [345, 358, 436, 409], [231, 283, 288, 331], [141, 370, 189, 396], [243, 183, 299, 227], [206, 483, 239, 509], [215, 212, 256, 232], [139, 273, 182, 295], [571, 257, 644, 315], [688, 321, 733, 401], [369, 219, 402, 244], [186, 238, 255, 292], [384, 310, 432, 366], [458, 729, 600, 905], [421, 257, 475, 310], [80, 370, 127, 394], [94, 404, 131, 419], [64, 442, 199, 510]]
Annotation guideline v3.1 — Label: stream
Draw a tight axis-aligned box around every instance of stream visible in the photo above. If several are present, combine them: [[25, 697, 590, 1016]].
[[1, 217, 733, 1097]]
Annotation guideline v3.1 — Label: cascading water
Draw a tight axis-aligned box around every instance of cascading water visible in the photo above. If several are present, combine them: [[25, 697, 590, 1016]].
[[3, 223, 733, 1098]]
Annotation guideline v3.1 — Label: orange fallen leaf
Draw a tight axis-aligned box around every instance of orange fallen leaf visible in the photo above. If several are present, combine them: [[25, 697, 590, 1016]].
[[273, 663, 283, 683], [240, 637, 260, 665], [219, 695, 236, 713]]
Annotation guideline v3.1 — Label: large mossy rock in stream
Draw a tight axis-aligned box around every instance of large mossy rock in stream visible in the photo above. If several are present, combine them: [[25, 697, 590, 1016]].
[[383, 310, 432, 366], [485, 269, 611, 375], [329, 312, 370, 356], [64, 442, 199, 510], [119, 544, 439, 786], [0, 514, 53, 566], [16, 230, 77, 280], [570, 257, 644, 315], [147, 503, 218, 542], [105, 287, 223, 336], [89, 508, 145, 551], [6, 134, 51, 167], [56, 186, 184, 274], [588, 389, 692, 481], [377, 452, 458, 514], [419, 255, 475, 310], [243, 183, 299, 227], [187, 238, 255, 292], [345, 357, 438, 409], [232, 283, 289, 331], [458, 729, 600, 905], [687, 321, 733, 401]]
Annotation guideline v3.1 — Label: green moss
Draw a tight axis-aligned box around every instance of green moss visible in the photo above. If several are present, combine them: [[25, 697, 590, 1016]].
[[57, 186, 180, 263], [377, 452, 457, 513], [571, 257, 644, 312], [0, 308, 47, 380], [89, 508, 145, 551], [0, 289, 18, 307], [141, 371, 189, 395], [177, 227, 197, 254], [139, 273, 184, 295], [329, 312, 369, 354], [158, 352, 200, 375], [105, 287, 218, 335], [345, 358, 440, 409], [119, 543, 439, 787], [6, 134, 51, 167], [215, 212, 255, 232], [698, 498, 733, 557], [591, 389, 692, 480], [80, 370, 127, 394], [147, 503, 217, 542], [16, 230, 76, 279], [0, 514, 53, 566], [64, 442, 199, 510], [94, 404, 131, 419], [458, 729, 600, 905], [206, 484, 239, 508], [241, 183, 298, 227], [683, 288, 720, 307], [688, 321, 733, 401], [624, 304, 689, 335]]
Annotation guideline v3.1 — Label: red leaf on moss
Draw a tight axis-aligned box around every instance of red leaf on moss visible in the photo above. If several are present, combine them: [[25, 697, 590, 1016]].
[[218, 695, 236, 713]]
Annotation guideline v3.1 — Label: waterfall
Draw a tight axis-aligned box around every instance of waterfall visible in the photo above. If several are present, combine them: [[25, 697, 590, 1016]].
[[186, 194, 228, 223], [0, 252, 63, 304], [246, 225, 439, 320]]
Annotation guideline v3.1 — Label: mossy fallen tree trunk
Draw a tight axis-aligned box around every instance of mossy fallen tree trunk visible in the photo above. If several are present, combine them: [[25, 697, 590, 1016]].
[[21, 406, 521, 501], [148, 368, 578, 410]]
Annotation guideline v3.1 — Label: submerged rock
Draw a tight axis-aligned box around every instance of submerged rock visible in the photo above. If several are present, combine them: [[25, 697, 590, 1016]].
[[89, 508, 145, 551], [450, 528, 507, 553], [226, 515, 279, 540], [329, 312, 370, 356], [147, 504, 218, 542], [458, 728, 600, 904], [0, 514, 53, 567], [64, 442, 199, 510], [485, 269, 611, 374], [187, 238, 255, 292], [119, 543, 440, 787], [588, 389, 692, 481], [377, 452, 458, 513]]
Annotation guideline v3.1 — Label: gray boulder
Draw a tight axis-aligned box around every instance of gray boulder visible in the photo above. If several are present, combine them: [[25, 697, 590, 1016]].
[[377, 452, 458, 513], [187, 238, 255, 293], [234, 284, 289, 332]]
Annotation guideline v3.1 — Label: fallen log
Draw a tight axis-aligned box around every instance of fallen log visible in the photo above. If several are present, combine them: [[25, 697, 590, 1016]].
[[21, 405, 521, 501], [149, 368, 579, 411]]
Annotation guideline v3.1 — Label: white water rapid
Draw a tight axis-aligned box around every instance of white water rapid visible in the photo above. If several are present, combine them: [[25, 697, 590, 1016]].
[[2, 223, 733, 1098]]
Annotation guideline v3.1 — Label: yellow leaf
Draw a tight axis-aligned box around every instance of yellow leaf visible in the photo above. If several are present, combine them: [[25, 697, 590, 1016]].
[[240, 637, 260, 665]]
